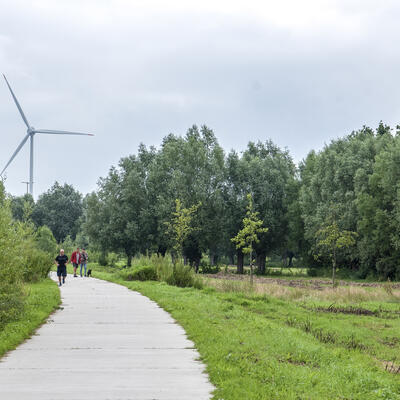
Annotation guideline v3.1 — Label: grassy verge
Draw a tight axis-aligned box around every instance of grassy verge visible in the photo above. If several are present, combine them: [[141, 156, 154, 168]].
[[0, 278, 61, 358], [90, 266, 400, 400]]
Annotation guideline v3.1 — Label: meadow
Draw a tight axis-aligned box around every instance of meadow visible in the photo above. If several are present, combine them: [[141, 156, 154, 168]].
[[85, 258, 400, 400]]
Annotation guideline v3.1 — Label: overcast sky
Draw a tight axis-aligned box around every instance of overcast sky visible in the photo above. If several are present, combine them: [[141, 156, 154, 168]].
[[1, 0, 400, 197]]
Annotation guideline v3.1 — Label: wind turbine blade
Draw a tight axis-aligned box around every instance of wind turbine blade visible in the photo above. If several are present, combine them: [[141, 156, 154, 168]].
[[0, 133, 30, 176], [3, 74, 30, 129], [34, 129, 94, 136]]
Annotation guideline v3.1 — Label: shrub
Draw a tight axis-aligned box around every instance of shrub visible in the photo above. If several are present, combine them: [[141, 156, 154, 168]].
[[120, 265, 157, 281], [107, 252, 119, 268], [120, 255, 203, 288], [166, 262, 203, 289], [307, 267, 330, 277], [21, 246, 53, 282], [35, 226, 57, 255], [98, 252, 108, 266], [199, 264, 221, 274], [0, 185, 26, 326]]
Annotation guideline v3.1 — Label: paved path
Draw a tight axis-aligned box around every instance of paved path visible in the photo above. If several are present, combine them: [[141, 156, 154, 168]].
[[0, 274, 214, 399]]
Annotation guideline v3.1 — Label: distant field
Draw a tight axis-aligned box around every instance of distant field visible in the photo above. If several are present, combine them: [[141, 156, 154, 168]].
[[90, 263, 400, 400]]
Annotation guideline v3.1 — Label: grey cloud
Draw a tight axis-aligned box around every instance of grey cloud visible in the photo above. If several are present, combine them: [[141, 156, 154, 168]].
[[1, 1, 400, 197]]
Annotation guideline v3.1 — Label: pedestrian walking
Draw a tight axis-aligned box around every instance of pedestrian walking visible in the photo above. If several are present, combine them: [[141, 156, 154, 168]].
[[55, 249, 68, 286], [71, 247, 81, 277], [80, 248, 88, 277]]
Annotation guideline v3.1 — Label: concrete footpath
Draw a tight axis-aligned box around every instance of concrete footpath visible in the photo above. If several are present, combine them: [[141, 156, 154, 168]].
[[0, 273, 214, 400]]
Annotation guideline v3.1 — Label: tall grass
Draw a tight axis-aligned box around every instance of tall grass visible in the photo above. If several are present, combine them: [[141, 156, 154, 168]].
[[205, 277, 400, 304]]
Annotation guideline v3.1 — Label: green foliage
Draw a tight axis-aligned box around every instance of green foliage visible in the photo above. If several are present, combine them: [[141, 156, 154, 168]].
[[98, 252, 108, 266], [81, 122, 400, 281], [165, 262, 203, 289], [106, 252, 119, 267], [32, 182, 83, 242], [35, 226, 57, 255], [60, 235, 75, 256], [231, 194, 268, 255], [0, 183, 59, 335], [75, 231, 90, 249], [117, 255, 203, 289], [10, 194, 35, 222], [315, 217, 357, 285], [20, 245, 54, 282], [316, 222, 357, 252], [165, 199, 201, 260], [0, 184, 26, 328], [232, 194, 268, 282], [120, 265, 158, 281], [199, 263, 221, 274]]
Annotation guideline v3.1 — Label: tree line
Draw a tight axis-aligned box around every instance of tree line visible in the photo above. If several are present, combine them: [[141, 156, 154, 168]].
[[8, 122, 400, 280]]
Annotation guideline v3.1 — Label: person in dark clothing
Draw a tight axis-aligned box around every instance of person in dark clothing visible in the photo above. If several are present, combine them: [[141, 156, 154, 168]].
[[80, 248, 88, 277], [55, 249, 68, 286]]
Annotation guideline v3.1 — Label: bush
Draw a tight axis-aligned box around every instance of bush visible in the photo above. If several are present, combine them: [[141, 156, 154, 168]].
[[21, 246, 53, 282], [199, 264, 221, 274], [307, 267, 330, 277], [0, 185, 26, 326], [35, 226, 57, 255], [98, 252, 108, 266], [165, 262, 203, 289], [120, 265, 157, 281], [119, 255, 203, 289], [107, 252, 119, 268]]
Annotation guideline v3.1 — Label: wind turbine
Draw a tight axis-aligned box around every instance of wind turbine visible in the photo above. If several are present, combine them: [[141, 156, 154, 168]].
[[1, 74, 93, 195]]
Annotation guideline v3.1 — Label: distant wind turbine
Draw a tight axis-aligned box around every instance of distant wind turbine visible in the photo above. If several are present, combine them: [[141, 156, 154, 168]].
[[1, 74, 94, 195]]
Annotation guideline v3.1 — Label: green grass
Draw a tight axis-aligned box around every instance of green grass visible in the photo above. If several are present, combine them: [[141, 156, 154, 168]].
[[89, 266, 400, 400], [0, 278, 61, 358]]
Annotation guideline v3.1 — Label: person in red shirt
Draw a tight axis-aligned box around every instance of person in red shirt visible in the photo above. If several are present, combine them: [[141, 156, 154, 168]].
[[70, 247, 81, 278]]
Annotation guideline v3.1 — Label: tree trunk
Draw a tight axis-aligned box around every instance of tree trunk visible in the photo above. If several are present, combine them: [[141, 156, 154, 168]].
[[183, 255, 188, 265], [127, 254, 132, 267], [332, 247, 336, 287], [209, 253, 218, 266], [250, 247, 254, 286], [194, 257, 200, 273], [229, 253, 235, 265], [237, 250, 244, 274], [157, 246, 167, 257], [257, 252, 266, 275], [282, 252, 288, 268]]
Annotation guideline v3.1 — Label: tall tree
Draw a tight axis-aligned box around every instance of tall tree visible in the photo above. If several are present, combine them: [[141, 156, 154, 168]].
[[228, 140, 296, 273], [85, 153, 150, 266], [32, 182, 83, 242], [10, 194, 35, 222]]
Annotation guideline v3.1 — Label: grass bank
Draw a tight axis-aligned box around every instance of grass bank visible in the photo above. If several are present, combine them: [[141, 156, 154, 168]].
[[0, 278, 61, 358], [91, 266, 400, 400]]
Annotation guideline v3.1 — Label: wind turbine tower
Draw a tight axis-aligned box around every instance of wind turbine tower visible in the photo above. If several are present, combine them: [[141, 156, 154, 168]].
[[1, 75, 93, 195]]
